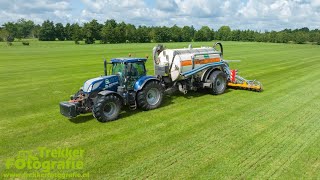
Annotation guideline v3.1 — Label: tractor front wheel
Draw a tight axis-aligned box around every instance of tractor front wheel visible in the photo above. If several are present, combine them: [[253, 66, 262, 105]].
[[137, 81, 164, 110], [93, 94, 122, 122]]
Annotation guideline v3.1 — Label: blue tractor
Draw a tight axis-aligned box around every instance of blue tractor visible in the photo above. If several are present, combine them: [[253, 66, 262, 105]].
[[60, 57, 164, 122]]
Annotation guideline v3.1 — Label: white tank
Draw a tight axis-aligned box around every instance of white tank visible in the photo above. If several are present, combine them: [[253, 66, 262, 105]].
[[156, 47, 222, 81]]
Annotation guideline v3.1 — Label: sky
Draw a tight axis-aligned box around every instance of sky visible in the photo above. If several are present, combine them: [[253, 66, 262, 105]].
[[0, 0, 320, 31]]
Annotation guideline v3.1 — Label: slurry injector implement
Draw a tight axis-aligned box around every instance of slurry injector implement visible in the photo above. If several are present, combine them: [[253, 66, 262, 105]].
[[60, 42, 262, 122]]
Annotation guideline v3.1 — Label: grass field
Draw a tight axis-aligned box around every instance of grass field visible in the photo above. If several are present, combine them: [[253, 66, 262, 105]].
[[0, 40, 319, 179]]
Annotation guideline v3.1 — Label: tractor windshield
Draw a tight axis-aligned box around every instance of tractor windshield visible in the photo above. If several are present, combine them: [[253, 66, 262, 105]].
[[112, 63, 125, 78]]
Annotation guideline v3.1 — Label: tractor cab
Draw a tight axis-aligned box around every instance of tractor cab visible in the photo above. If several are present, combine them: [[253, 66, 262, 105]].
[[110, 58, 147, 89]]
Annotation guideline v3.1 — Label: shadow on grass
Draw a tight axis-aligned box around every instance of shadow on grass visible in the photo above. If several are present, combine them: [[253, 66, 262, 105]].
[[69, 89, 232, 124], [69, 114, 94, 124], [166, 88, 232, 99]]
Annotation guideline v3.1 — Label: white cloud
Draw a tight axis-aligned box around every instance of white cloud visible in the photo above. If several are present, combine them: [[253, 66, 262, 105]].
[[311, 0, 320, 7], [156, 0, 178, 11], [0, 0, 72, 24], [0, 0, 320, 30]]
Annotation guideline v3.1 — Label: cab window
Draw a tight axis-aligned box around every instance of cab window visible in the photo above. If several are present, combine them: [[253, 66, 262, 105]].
[[129, 62, 146, 77], [112, 63, 125, 75]]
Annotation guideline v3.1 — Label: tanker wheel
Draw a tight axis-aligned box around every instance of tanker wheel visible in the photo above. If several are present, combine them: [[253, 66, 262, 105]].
[[137, 81, 164, 110], [209, 70, 227, 95], [93, 94, 122, 122]]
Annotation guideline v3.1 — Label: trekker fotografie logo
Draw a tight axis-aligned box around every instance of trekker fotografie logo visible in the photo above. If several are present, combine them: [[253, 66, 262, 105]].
[[3, 147, 89, 179]]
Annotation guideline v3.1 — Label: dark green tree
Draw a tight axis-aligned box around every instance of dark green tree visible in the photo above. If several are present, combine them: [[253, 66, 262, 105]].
[[3, 22, 17, 40], [170, 25, 182, 42], [71, 23, 83, 44], [15, 19, 35, 39], [194, 29, 204, 41], [295, 31, 308, 44], [83, 22, 94, 44], [135, 26, 150, 43], [154, 26, 171, 42], [101, 19, 118, 44], [55, 23, 65, 41], [231, 30, 241, 41], [194, 26, 213, 41], [125, 23, 136, 42], [217, 26, 231, 41], [115, 22, 127, 43], [64, 23, 72, 40], [31, 25, 41, 38], [0, 29, 10, 42], [181, 26, 193, 42], [89, 19, 102, 40], [82, 19, 102, 44], [39, 20, 56, 41]]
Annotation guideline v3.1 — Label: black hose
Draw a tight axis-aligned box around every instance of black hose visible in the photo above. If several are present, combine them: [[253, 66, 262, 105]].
[[213, 42, 223, 56]]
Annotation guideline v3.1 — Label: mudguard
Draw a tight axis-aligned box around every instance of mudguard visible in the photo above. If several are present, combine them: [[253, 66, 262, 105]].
[[200, 63, 230, 82], [98, 90, 122, 97], [134, 76, 159, 91], [98, 90, 124, 103]]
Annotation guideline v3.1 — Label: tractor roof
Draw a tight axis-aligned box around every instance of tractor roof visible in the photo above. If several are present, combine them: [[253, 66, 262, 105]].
[[111, 58, 147, 63]]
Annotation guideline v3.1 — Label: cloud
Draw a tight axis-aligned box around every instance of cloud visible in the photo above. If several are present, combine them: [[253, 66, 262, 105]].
[[0, 0, 320, 30], [311, 0, 320, 7], [0, 0, 72, 25], [235, 0, 320, 30], [156, 0, 178, 11]]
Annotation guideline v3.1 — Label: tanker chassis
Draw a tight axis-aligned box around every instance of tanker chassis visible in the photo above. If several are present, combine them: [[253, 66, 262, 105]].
[[60, 42, 262, 122]]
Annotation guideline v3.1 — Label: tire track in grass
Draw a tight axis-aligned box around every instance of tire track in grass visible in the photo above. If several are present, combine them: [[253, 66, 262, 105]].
[[1, 57, 318, 178], [231, 77, 318, 176], [286, 137, 320, 179], [200, 100, 316, 177], [256, 112, 319, 179], [267, 117, 320, 178], [91, 101, 229, 177], [245, 55, 319, 83], [0, 77, 308, 176], [116, 75, 316, 178], [227, 49, 310, 71], [192, 102, 318, 177], [184, 75, 318, 179], [243, 55, 320, 79], [55, 97, 220, 175], [108, 97, 260, 177], [236, 103, 319, 179], [1, 42, 320, 178], [67, 64, 318, 177], [231, 79, 318, 179]]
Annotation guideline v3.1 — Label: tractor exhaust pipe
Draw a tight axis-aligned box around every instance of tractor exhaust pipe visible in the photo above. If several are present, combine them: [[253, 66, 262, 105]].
[[104, 59, 107, 75]]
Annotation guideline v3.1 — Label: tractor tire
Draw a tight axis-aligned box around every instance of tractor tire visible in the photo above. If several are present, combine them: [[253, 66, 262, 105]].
[[209, 70, 227, 95], [137, 81, 164, 111], [93, 94, 122, 122]]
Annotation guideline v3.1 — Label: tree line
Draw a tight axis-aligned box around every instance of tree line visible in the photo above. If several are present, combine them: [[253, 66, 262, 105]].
[[1, 18, 320, 45]]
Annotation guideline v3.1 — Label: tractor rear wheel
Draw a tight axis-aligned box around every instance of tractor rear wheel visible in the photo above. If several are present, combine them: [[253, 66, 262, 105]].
[[93, 94, 122, 122], [137, 81, 164, 110], [209, 70, 227, 95]]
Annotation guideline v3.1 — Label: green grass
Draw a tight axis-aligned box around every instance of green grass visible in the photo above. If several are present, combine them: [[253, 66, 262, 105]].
[[0, 40, 319, 179]]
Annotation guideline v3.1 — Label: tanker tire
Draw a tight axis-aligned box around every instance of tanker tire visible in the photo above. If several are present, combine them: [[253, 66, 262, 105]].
[[93, 94, 122, 122], [209, 70, 227, 95], [137, 81, 164, 111]]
